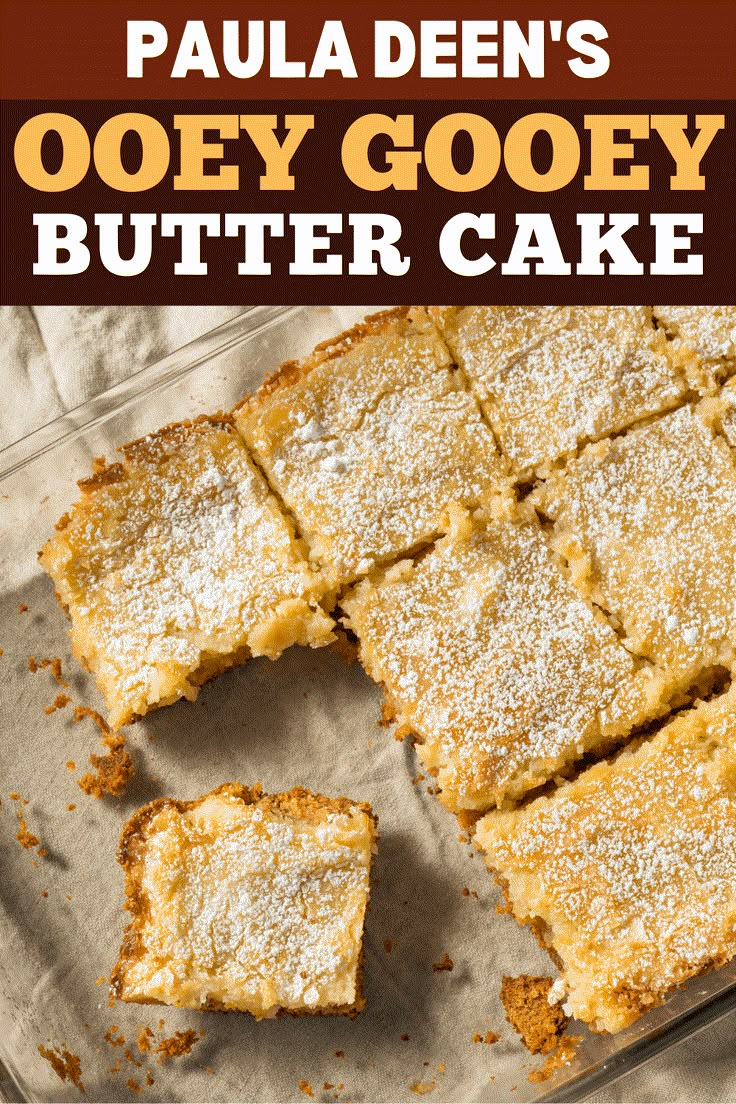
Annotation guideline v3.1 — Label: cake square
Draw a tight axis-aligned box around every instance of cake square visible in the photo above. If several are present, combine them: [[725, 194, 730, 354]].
[[654, 305, 736, 390], [342, 505, 669, 813], [537, 402, 736, 691], [111, 784, 377, 1018], [39, 417, 334, 729], [235, 308, 506, 586], [475, 686, 736, 1033], [433, 306, 687, 477]]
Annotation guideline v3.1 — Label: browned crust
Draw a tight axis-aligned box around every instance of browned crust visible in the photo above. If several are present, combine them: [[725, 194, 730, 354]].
[[233, 307, 412, 413], [111, 783, 377, 1017], [77, 414, 235, 495]]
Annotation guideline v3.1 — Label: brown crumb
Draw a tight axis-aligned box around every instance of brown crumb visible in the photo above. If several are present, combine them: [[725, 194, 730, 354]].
[[298, 1081, 314, 1098], [16, 807, 43, 852], [38, 1044, 85, 1094], [528, 1035, 582, 1084], [28, 656, 38, 672], [127, 1078, 142, 1094], [78, 746, 133, 798], [384, 938, 393, 953], [323, 1083, 334, 1091], [154, 1029, 202, 1062], [484, 1031, 499, 1045], [409, 1081, 436, 1095], [334, 1050, 344, 1058], [336, 1085, 343, 1092], [66, 895, 72, 901], [108, 1060, 122, 1074], [73, 705, 111, 738], [500, 976, 569, 1056], [67, 803, 77, 811], [472, 1033, 482, 1043], [30, 656, 68, 687], [206, 1067, 213, 1075], [400, 1033, 410, 1042], [437, 1063, 445, 1073], [124, 1047, 142, 1067], [137, 1026, 154, 1054], [9, 791, 20, 801], [104, 1026, 125, 1047], [432, 952, 454, 973], [66, 761, 76, 770], [145, 1071, 155, 1086], [45, 693, 71, 715], [95, 977, 107, 985], [18, 603, 28, 613]]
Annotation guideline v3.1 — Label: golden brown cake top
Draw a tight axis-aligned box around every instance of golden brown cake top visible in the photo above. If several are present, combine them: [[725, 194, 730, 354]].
[[434, 305, 687, 476], [236, 308, 506, 585], [343, 504, 668, 813], [538, 401, 736, 689], [476, 687, 736, 1033], [113, 784, 377, 1018], [39, 416, 333, 727]]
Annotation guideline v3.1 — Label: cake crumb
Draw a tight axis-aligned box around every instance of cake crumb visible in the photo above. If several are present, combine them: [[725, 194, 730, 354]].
[[473, 1033, 482, 1043], [15, 800, 45, 855], [437, 1063, 445, 1073], [78, 745, 133, 798], [18, 603, 28, 613], [323, 1083, 334, 1090], [384, 938, 393, 953], [334, 1050, 344, 1058], [45, 693, 71, 715], [66, 761, 76, 770], [500, 976, 569, 1055], [29, 656, 68, 687], [95, 977, 107, 986], [528, 1036, 582, 1083], [298, 1080, 314, 1097], [104, 1026, 125, 1048], [73, 705, 111, 738], [432, 952, 454, 973], [145, 1071, 155, 1086], [154, 1029, 202, 1062], [409, 1080, 436, 1095], [127, 1077, 142, 1094], [38, 1044, 85, 1094], [484, 1031, 499, 1045], [400, 1033, 410, 1042], [137, 1027, 154, 1053], [67, 803, 77, 811]]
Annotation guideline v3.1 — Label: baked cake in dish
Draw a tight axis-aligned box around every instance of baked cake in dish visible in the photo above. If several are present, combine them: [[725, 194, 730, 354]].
[[342, 503, 670, 813], [235, 307, 506, 585], [653, 305, 736, 390], [112, 783, 377, 1018], [39, 417, 334, 728], [475, 685, 736, 1033], [537, 401, 736, 692], [432, 306, 687, 478]]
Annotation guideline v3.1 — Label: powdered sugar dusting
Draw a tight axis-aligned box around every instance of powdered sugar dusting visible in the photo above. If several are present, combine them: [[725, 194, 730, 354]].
[[124, 789, 374, 1017], [344, 513, 664, 812], [438, 306, 687, 475], [539, 402, 736, 688], [40, 420, 333, 727], [476, 687, 736, 1033], [238, 310, 506, 583]]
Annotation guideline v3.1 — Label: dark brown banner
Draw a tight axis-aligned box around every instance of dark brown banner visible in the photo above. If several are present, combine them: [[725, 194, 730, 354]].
[[2, 99, 732, 304], [1, 1, 734, 101]]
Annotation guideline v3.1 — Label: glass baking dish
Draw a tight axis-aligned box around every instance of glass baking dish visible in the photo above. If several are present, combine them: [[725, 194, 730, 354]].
[[1, 305, 734, 1104]]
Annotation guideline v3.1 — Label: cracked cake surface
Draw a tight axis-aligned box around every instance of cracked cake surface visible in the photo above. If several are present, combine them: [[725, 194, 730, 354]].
[[653, 305, 736, 389], [433, 305, 687, 477], [235, 307, 506, 585], [112, 783, 377, 1018], [342, 503, 670, 813], [475, 686, 736, 1033], [39, 416, 334, 728], [537, 400, 736, 692]]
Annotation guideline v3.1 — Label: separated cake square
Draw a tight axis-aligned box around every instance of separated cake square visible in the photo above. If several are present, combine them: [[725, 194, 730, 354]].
[[475, 686, 736, 1033], [235, 308, 506, 585], [112, 784, 377, 1018], [537, 402, 736, 691], [39, 417, 334, 728], [342, 505, 669, 813], [433, 306, 687, 477]]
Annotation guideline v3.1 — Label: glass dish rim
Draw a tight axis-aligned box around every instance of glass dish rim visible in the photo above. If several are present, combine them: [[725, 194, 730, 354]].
[[1, 303, 734, 1103]]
